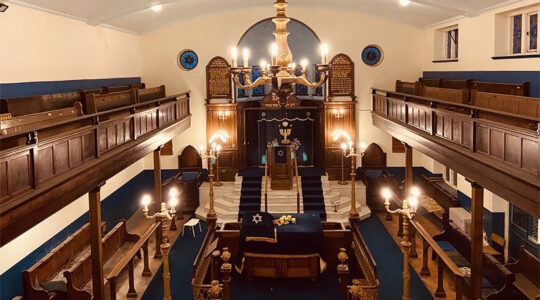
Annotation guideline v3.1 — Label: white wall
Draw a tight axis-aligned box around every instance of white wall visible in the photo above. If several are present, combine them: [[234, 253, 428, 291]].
[[0, 3, 141, 83], [139, 7, 428, 169], [422, 0, 540, 71], [0, 3, 145, 275]]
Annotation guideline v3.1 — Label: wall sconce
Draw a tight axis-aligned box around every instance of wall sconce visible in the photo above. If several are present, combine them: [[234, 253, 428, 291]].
[[217, 110, 230, 121], [333, 108, 345, 119]]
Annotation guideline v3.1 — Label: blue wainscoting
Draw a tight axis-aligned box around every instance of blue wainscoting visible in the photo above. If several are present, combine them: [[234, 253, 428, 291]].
[[0, 77, 142, 98], [0, 169, 177, 300], [422, 71, 540, 98]]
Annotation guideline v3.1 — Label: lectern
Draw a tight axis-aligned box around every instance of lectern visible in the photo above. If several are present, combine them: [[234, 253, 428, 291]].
[[268, 145, 293, 190]]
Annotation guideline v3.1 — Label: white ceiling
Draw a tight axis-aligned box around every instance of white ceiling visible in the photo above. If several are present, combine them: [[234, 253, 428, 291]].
[[8, 0, 521, 34]]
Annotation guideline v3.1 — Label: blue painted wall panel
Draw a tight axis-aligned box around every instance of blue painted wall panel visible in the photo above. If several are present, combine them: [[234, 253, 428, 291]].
[[422, 71, 540, 97], [0, 77, 141, 98]]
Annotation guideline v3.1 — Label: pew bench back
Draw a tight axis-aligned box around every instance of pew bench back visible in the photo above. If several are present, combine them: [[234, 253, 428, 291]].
[[1, 92, 83, 117], [22, 222, 104, 300], [472, 81, 530, 96], [421, 86, 469, 104], [137, 85, 166, 103], [85, 89, 137, 114]]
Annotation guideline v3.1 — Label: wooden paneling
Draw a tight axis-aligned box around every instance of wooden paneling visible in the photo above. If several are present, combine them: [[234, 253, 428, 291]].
[[0, 93, 191, 246], [206, 104, 238, 181], [371, 88, 539, 218], [323, 102, 356, 180]]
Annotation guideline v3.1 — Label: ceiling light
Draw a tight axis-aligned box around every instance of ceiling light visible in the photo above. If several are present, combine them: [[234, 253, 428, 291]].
[[0, 3, 9, 12], [151, 4, 162, 12], [399, 0, 411, 6]]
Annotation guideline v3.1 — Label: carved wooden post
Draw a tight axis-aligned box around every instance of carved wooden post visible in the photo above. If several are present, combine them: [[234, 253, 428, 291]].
[[468, 179, 484, 300], [404, 143, 413, 193], [434, 256, 446, 297], [430, 102, 437, 136], [337, 248, 349, 300], [221, 248, 232, 300], [142, 240, 151, 276], [420, 239, 430, 276], [89, 184, 105, 300], [154, 146, 163, 258], [211, 250, 221, 281], [455, 275, 463, 300], [127, 257, 137, 298]]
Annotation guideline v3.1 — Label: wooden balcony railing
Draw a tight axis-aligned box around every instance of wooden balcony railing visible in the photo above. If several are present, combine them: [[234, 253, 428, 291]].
[[0, 92, 191, 245], [371, 88, 539, 218], [411, 220, 465, 299]]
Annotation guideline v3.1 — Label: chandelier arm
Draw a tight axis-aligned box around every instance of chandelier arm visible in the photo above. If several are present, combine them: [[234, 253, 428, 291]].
[[294, 73, 328, 89], [232, 75, 270, 90]]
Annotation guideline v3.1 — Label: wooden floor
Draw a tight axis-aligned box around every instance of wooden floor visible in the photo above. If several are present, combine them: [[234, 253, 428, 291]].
[[114, 214, 188, 300], [375, 210, 471, 300]]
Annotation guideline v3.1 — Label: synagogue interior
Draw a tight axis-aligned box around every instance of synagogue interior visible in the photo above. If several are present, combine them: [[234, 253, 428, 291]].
[[0, 0, 539, 299]]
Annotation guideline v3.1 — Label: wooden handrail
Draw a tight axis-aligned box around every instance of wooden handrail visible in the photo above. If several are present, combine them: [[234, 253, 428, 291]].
[[411, 220, 464, 277], [372, 88, 540, 123], [0, 92, 190, 140], [293, 148, 300, 213]]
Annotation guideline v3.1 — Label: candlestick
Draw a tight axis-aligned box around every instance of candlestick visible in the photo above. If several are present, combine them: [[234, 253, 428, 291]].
[[230, 47, 238, 68], [242, 48, 250, 67], [320, 43, 329, 64], [270, 43, 278, 65]]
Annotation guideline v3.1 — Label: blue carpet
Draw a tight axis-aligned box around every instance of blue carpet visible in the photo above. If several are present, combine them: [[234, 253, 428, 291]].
[[359, 216, 433, 300], [238, 168, 264, 220], [299, 168, 327, 220], [141, 221, 208, 300]]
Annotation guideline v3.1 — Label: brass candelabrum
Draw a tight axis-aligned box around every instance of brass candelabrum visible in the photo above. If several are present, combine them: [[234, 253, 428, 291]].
[[343, 142, 367, 218], [141, 197, 177, 300], [198, 143, 220, 218], [228, 0, 330, 107], [381, 187, 420, 300]]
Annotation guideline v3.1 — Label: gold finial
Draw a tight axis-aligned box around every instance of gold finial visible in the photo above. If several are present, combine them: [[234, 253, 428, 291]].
[[209, 280, 221, 299], [221, 247, 231, 263], [337, 248, 348, 265]]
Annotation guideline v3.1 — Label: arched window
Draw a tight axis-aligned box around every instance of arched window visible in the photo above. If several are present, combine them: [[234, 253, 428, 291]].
[[236, 18, 324, 101]]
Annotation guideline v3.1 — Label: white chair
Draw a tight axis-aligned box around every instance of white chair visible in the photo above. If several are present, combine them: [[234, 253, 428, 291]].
[[182, 218, 202, 237]]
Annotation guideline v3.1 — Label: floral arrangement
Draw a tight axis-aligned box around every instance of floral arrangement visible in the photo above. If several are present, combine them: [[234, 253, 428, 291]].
[[276, 215, 296, 226]]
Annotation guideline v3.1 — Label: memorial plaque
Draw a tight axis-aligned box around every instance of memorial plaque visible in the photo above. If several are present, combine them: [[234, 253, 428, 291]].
[[206, 56, 232, 101], [328, 53, 355, 100]]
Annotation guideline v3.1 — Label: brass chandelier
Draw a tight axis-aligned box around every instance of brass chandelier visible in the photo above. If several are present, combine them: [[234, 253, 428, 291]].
[[229, 0, 330, 107]]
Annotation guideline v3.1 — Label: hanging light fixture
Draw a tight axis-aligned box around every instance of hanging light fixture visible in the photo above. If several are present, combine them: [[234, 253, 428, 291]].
[[229, 0, 330, 108]]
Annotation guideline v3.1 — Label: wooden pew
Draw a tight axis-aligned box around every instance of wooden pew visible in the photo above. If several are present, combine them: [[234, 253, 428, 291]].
[[63, 220, 143, 300], [85, 89, 137, 114], [395, 80, 420, 95], [22, 222, 105, 300], [421, 86, 469, 104], [359, 143, 398, 211], [418, 174, 461, 222], [471, 81, 530, 96], [137, 85, 166, 103], [471, 90, 540, 130], [505, 246, 540, 299], [419, 78, 441, 87], [433, 222, 515, 299]]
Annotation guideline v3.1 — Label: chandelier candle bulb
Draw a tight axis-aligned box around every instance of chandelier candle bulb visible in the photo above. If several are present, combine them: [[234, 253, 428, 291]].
[[230, 47, 238, 67], [320, 43, 329, 64], [242, 48, 250, 67], [270, 43, 278, 65]]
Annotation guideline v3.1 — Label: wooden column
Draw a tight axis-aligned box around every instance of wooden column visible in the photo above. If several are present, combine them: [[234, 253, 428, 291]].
[[468, 179, 484, 300], [403, 143, 413, 193], [89, 184, 105, 300], [154, 146, 163, 258]]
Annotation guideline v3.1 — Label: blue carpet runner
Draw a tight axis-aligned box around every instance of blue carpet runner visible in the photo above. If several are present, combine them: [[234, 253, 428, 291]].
[[359, 216, 433, 300], [141, 221, 208, 300], [238, 168, 264, 220], [299, 168, 327, 221]]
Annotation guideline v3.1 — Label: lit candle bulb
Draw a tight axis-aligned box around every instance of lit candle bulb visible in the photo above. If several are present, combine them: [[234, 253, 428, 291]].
[[292, 63, 296, 71], [198, 144, 205, 154], [340, 142, 347, 152], [141, 194, 151, 213], [270, 43, 278, 65], [260, 60, 267, 71], [300, 58, 308, 71], [230, 47, 238, 68], [381, 188, 392, 206], [242, 48, 250, 67], [216, 144, 222, 153], [360, 142, 367, 152], [320, 43, 329, 64]]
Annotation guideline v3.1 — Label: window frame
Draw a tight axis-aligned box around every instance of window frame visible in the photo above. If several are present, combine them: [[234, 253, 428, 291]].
[[508, 7, 539, 55]]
